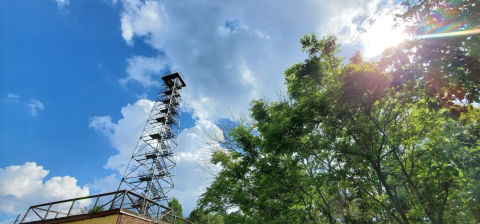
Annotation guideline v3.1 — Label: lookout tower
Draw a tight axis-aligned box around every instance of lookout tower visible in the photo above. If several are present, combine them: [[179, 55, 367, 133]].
[[17, 70, 189, 224], [119, 70, 186, 205]]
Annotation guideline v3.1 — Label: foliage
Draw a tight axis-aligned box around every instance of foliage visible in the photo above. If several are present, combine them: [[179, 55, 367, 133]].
[[384, 0, 480, 116], [197, 1, 480, 223], [79, 205, 105, 214], [169, 197, 184, 218], [188, 207, 224, 224]]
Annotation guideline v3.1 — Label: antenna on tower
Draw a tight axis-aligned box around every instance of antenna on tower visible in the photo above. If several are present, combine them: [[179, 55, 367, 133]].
[[119, 69, 186, 205]]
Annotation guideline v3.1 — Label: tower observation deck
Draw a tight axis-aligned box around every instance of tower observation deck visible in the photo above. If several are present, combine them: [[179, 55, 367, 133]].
[[119, 70, 186, 205]]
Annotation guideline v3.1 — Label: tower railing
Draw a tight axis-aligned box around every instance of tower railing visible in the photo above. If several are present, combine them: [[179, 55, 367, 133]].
[[19, 190, 173, 223], [163, 69, 187, 86]]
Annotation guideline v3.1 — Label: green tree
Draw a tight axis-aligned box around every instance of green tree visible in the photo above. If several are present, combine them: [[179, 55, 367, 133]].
[[198, 31, 480, 223], [197, 2, 480, 223], [79, 205, 105, 214], [199, 35, 390, 223], [169, 197, 184, 218], [188, 207, 224, 224]]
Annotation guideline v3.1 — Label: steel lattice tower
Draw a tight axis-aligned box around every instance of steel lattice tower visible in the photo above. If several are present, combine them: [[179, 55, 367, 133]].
[[119, 70, 186, 205]]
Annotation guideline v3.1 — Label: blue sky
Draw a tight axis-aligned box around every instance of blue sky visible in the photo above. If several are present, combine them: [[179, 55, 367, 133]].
[[0, 0, 405, 222]]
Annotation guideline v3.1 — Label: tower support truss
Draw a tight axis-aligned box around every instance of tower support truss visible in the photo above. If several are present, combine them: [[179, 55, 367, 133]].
[[119, 70, 186, 205]]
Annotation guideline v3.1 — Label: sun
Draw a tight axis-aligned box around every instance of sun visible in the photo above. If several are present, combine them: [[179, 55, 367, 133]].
[[360, 9, 408, 58]]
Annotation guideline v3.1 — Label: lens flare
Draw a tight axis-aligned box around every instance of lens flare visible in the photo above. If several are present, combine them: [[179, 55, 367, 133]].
[[412, 0, 478, 39], [415, 29, 480, 39]]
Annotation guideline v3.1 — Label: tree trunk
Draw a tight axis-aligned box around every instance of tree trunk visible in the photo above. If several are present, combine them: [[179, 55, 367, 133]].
[[372, 163, 410, 224]]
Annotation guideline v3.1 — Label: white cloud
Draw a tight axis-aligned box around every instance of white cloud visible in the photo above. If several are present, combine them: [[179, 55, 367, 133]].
[[320, 0, 406, 58], [239, 61, 256, 86], [170, 118, 228, 216], [4, 94, 20, 102], [0, 162, 89, 216], [89, 99, 154, 172], [55, 0, 70, 10], [119, 0, 166, 47], [115, 0, 405, 121], [0, 163, 47, 199], [119, 56, 168, 88], [117, 0, 293, 120], [28, 100, 44, 116], [4, 96, 48, 116], [92, 174, 120, 193]]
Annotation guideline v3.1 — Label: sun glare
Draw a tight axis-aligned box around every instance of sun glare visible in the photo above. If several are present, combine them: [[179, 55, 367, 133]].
[[360, 1, 480, 58], [361, 15, 408, 58]]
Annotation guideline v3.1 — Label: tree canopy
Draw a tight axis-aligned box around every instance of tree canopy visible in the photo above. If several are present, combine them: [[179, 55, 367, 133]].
[[196, 1, 480, 223], [188, 207, 225, 224], [386, 0, 480, 116], [168, 197, 184, 218]]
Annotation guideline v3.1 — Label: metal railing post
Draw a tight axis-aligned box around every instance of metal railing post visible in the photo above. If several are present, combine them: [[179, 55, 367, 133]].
[[120, 191, 126, 209], [93, 195, 100, 212], [20, 208, 30, 223], [13, 214, 20, 224], [142, 196, 147, 215], [67, 199, 75, 216], [156, 203, 160, 219], [43, 203, 53, 220], [109, 191, 120, 210]]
